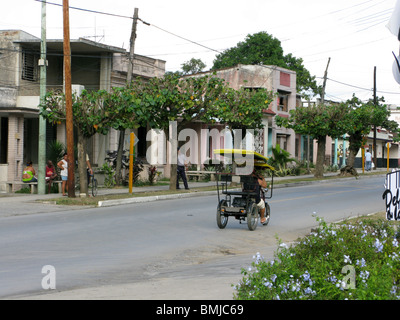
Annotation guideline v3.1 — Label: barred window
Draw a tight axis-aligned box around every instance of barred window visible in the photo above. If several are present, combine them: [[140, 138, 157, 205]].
[[22, 51, 37, 81]]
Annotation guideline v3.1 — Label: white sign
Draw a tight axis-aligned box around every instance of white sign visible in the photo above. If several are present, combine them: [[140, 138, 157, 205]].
[[383, 170, 400, 220], [387, 0, 400, 39]]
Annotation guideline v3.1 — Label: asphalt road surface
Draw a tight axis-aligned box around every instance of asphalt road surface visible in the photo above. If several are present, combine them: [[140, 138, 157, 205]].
[[1, 175, 385, 299]]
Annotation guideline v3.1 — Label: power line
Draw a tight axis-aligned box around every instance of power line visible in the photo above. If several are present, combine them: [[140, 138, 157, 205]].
[[321, 77, 400, 95], [33, 0, 222, 55], [144, 22, 222, 54], [33, 0, 133, 20]]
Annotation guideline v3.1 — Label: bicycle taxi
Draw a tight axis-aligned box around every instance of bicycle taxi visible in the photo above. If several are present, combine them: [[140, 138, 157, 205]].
[[213, 149, 274, 231]]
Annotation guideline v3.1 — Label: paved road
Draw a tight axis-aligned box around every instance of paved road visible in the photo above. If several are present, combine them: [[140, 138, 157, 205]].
[[1, 175, 386, 300]]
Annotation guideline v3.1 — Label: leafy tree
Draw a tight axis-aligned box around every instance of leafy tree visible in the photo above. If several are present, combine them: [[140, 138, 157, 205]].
[[344, 95, 399, 169], [208, 86, 273, 131], [275, 103, 349, 178], [212, 31, 319, 95], [207, 86, 274, 153], [40, 90, 114, 196], [129, 73, 274, 189], [129, 73, 228, 190], [105, 85, 145, 185], [181, 58, 206, 75]]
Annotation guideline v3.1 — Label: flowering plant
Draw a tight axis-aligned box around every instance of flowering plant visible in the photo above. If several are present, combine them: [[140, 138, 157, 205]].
[[234, 216, 400, 300]]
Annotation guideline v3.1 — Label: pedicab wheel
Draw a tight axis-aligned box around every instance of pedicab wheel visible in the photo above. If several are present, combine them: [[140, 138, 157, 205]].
[[247, 202, 258, 231], [216, 200, 228, 229], [262, 203, 271, 226]]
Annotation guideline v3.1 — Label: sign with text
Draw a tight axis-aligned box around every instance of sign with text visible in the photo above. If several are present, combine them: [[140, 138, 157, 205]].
[[383, 170, 400, 221]]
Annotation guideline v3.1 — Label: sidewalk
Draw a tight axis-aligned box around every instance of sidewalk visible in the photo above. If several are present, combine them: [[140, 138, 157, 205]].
[[0, 168, 389, 215]]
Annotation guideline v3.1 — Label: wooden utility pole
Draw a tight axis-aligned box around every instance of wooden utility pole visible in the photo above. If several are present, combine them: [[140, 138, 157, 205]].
[[116, 8, 139, 185], [127, 8, 139, 84], [314, 57, 331, 177], [320, 57, 331, 105], [63, 0, 75, 197], [373, 66, 377, 170]]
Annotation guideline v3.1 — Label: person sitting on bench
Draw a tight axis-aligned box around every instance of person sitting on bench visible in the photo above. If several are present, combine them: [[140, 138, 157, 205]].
[[45, 160, 58, 193], [22, 161, 37, 183]]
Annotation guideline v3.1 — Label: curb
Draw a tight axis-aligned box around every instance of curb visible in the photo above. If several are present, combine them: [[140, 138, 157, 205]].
[[97, 190, 218, 207]]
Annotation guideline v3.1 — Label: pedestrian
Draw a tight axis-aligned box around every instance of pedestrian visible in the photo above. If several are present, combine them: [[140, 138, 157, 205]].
[[57, 153, 68, 196], [86, 153, 93, 186], [176, 146, 189, 190], [22, 161, 37, 183], [365, 148, 372, 171], [45, 160, 58, 193]]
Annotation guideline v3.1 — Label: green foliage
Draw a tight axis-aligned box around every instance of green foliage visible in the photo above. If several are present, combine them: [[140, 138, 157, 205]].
[[100, 163, 116, 188], [181, 58, 206, 75], [212, 31, 319, 95], [276, 103, 349, 178], [269, 144, 297, 168], [208, 86, 273, 131], [276, 103, 349, 141], [47, 140, 65, 172], [234, 217, 400, 300]]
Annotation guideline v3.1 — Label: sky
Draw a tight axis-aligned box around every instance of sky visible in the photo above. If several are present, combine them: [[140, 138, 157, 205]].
[[2, 0, 400, 105]]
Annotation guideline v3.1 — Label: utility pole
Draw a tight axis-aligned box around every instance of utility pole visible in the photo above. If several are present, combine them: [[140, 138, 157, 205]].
[[320, 57, 331, 105], [38, 0, 47, 194], [316, 57, 331, 174], [127, 8, 139, 84], [373, 66, 377, 170], [63, 0, 75, 197], [116, 8, 139, 185]]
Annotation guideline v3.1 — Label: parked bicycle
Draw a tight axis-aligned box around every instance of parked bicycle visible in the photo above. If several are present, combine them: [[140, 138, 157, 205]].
[[88, 173, 98, 197], [74, 171, 98, 197]]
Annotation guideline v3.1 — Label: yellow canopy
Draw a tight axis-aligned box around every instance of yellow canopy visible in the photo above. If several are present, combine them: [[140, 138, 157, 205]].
[[213, 149, 274, 170]]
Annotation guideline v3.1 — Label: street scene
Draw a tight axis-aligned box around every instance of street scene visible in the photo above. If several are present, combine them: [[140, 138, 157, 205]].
[[0, 173, 387, 299], [1, 0, 400, 303]]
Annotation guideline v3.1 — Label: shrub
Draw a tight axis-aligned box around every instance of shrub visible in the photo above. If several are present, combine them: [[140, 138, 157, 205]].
[[148, 165, 160, 185], [234, 216, 400, 300], [100, 163, 115, 187]]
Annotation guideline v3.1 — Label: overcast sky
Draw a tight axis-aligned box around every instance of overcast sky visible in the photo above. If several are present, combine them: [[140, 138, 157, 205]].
[[2, 0, 400, 104]]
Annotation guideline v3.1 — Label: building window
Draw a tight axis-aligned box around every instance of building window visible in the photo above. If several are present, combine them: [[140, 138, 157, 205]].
[[280, 72, 290, 87], [277, 91, 289, 112], [22, 51, 37, 81]]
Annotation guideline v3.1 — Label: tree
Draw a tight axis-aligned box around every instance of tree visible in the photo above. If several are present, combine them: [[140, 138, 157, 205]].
[[40, 89, 115, 196], [106, 85, 146, 185], [344, 95, 399, 169], [181, 58, 206, 75], [207, 86, 274, 151], [275, 103, 349, 178], [129, 73, 228, 190], [212, 31, 319, 95], [129, 73, 274, 189]]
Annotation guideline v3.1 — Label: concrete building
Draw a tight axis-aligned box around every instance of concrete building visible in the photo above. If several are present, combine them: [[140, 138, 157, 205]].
[[188, 64, 298, 163], [0, 30, 165, 191]]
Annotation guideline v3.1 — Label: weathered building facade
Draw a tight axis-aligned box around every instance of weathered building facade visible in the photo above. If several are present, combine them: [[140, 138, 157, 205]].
[[193, 64, 299, 162], [0, 30, 165, 191]]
